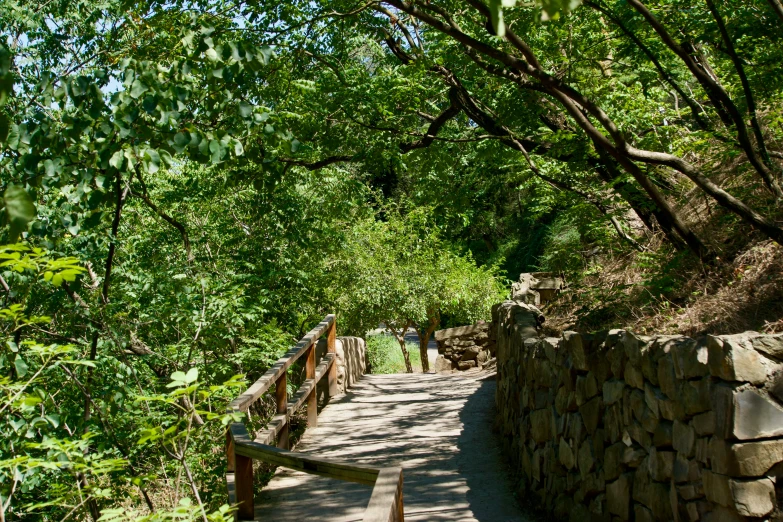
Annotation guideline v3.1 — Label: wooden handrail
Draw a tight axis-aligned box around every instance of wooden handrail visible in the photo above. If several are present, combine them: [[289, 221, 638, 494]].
[[225, 314, 404, 522]]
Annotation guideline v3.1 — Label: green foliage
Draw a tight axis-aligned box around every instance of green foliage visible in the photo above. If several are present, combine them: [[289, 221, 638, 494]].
[[365, 335, 423, 374]]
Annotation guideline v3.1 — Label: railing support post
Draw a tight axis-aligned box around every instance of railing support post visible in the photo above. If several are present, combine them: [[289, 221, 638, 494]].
[[232, 436, 254, 520], [327, 317, 337, 397], [305, 345, 317, 427], [276, 372, 289, 450]]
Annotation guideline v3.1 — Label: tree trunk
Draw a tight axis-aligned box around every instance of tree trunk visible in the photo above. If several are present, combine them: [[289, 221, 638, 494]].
[[398, 338, 413, 373]]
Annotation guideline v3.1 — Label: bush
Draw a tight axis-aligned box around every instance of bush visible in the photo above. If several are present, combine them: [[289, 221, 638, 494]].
[[365, 334, 422, 374]]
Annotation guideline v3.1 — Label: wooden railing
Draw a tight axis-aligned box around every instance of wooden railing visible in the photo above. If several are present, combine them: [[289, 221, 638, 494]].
[[225, 314, 404, 521]]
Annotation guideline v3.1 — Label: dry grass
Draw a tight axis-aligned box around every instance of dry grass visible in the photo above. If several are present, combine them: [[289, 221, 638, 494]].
[[542, 238, 783, 337]]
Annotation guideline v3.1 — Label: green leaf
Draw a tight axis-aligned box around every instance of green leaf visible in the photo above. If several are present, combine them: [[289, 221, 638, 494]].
[[109, 150, 124, 170], [130, 79, 148, 99], [4, 185, 36, 241], [14, 355, 28, 377], [184, 367, 198, 384]]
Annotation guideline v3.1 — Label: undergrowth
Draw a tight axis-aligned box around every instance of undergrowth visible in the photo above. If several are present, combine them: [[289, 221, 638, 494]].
[[366, 334, 423, 374]]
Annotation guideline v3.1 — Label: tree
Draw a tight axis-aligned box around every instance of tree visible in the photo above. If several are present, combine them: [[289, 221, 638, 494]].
[[333, 207, 506, 372]]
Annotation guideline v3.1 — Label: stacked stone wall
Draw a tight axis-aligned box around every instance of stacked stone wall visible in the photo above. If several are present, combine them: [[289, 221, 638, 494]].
[[493, 299, 783, 521], [434, 322, 497, 371]]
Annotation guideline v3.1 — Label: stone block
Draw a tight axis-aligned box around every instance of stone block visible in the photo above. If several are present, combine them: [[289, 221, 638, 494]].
[[560, 438, 576, 470], [707, 334, 767, 384], [750, 333, 783, 360], [648, 447, 674, 481], [658, 398, 686, 421], [657, 353, 678, 400], [579, 396, 603, 435], [622, 446, 646, 468], [564, 331, 589, 371], [626, 422, 651, 449], [731, 389, 783, 440], [604, 443, 624, 481], [682, 378, 711, 416], [673, 420, 696, 457], [729, 477, 774, 517], [434, 322, 488, 341], [606, 473, 632, 520], [703, 507, 742, 522], [460, 345, 480, 361], [703, 470, 731, 507], [578, 440, 595, 478], [692, 412, 715, 437], [530, 408, 555, 443], [457, 360, 476, 371], [603, 380, 625, 405], [653, 421, 673, 448], [433, 355, 454, 373], [673, 453, 690, 483], [672, 337, 710, 379], [624, 364, 644, 390], [555, 386, 576, 415], [644, 383, 662, 418], [726, 439, 783, 476], [634, 504, 653, 522]]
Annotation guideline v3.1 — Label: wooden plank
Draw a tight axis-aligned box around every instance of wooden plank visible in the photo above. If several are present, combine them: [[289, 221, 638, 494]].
[[305, 344, 317, 427], [287, 354, 335, 416], [234, 441, 381, 485], [326, 318, 337, 397], [362, 467, 404, 522], [228, 315, 335, 412], [234, 453, 254, 520], [253, 414, 287, 446], [276, 372, 289, 450]]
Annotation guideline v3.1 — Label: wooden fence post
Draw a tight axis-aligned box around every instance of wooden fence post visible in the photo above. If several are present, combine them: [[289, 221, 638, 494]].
[[276, 372, 289, 450], [327, 317, 337, 397], [305, 345, 317, 427], [233, 436, 254, 520]]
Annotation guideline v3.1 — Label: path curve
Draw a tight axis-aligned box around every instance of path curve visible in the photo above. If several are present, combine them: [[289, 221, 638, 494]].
[[253, 373, 531, 521]]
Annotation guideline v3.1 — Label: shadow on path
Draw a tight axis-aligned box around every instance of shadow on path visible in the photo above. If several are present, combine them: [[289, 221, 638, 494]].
[[254, 373, 531, 521]]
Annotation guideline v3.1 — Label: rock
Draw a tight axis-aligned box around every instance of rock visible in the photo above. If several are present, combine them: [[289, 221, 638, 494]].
[[648, 447, 675, 481], [604, 443, 624, 481], [530, 408, 554, 443], [433, 355, 453, 373], [457, 360, 477, 371], [434, 323, 489, 342], [672, 337, 710, 379], [657, 353, 678, 399], [555, 386, 576, 414], [682, 378, 711, 416], [606, 473, 632, 520], [460, 346, 480, 361], [622, 446, 646, 467], [564, 331, 589, 371], [578, 396, 602, 435], [559, 438, 576, 470], [578, 440, 595, 478], [703, 470, 731, 507], [703, 506, 742, 522], [658, 398, 686, 421], [624, 364, 644, 390], [707, 334, 767, 384], [476, 349, 489, 366], [692, 412, 715, 436], [726, 439, 783, 476], [602, 380, 625, 405], [673, 420, 696, 457], [750, 333, 783, 360], [644, 383, 663, 417], [653, 421, 673, 448], [731, 389, 783, 440], [634, 504, 653, 522], [729, 478, 775, 517], [673, 453, 690, 483]]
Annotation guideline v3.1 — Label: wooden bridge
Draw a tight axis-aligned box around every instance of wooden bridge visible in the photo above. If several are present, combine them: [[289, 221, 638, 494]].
[[225, 315, 528, 521]]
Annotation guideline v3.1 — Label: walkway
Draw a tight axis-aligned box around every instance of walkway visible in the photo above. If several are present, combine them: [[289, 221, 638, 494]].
[[253, 372, 530, 521]]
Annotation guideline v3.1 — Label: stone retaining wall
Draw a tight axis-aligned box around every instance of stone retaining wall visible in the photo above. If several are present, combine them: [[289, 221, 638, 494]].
[[316, 336, 366, 394], [433, 322, 496, 371], [493, 299, 783, 521]]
